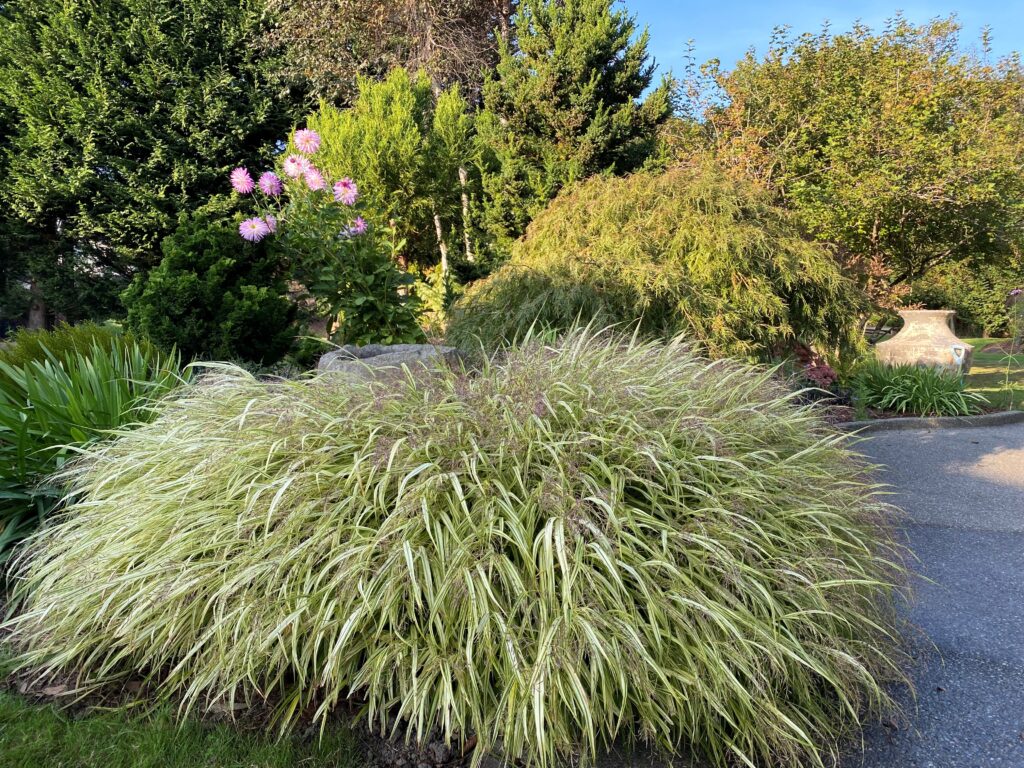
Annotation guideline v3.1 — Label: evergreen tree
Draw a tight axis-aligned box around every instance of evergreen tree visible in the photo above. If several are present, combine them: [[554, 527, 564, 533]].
[[477, 0, 674, 252], [0, 3, 32, 329], [123, 200, 297, 364], [0, 0, 300, 322], [308, 69, 480, 271]]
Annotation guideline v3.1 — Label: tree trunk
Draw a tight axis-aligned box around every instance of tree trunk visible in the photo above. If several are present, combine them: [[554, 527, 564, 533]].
[[433, 212, 449, 277], [27, 278, 47, 329], [497, 0, 513, 39], [458, 166, 474, 262]]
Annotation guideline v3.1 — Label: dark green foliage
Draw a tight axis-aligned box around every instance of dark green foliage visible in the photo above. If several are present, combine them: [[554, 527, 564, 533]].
[[852, 360, 988, 416], [123, 204, 296, 364], [448, 164, 864, 362], [477, 0, 675, 252], [0, 0, 299, 322], [0, 332, 184, 560], [909, 256, 1024, 337], [268, 186, 425, 347]]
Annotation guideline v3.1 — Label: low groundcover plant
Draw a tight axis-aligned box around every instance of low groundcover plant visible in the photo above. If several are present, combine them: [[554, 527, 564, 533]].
[[5, 330, 906, 768]]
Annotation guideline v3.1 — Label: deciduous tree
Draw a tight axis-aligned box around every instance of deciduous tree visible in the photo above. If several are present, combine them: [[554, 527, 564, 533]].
[[264, 0, 514, 104], [691, 17, 1024, 308]]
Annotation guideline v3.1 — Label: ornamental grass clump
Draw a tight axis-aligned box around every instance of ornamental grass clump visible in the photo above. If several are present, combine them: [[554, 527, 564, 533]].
[[6, 330, 905, 768]]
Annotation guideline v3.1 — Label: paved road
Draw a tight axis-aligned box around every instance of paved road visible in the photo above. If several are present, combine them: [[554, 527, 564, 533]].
[[854, 423, 1024, 767]]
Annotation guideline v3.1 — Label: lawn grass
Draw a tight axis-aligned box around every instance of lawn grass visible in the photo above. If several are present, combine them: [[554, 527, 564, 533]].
[[962, 338, 1024, 411], [0, 690, 363, 768]]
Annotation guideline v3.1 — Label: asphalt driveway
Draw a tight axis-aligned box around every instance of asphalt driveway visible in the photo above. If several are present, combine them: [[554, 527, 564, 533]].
[[854, 423, 1024, 767]]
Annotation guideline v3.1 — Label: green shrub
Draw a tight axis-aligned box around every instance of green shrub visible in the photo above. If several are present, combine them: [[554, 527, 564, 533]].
[[0, 322, 126, 369], [6, 329, 905, 767], [0, 337, 184, 559], [852, 360, 987, 416], [446, 165, 865, 363], [908, 256, 1024, 337], [122, 205, 297, 364]]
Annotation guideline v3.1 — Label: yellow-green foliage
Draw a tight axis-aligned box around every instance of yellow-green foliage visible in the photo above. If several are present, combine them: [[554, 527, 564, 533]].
[[0, 322, 131, 370], [304, 69, 476, 267], [7, 330, 904, 768], [447, 165, 864, 361]]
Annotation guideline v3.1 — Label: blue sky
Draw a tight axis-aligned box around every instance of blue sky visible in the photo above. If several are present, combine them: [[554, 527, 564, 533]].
[[627, 1, 1024, 77]]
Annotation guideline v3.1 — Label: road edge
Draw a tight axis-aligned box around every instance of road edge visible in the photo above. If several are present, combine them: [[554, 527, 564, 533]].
[[839, 410, 1024, 434]]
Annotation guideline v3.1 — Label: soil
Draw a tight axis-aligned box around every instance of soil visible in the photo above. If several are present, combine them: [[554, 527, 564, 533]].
[[824, 405, 856, 425]]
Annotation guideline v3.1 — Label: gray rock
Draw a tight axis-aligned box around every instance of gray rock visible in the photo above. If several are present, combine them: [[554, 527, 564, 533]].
[[317, 343, 463, 379]]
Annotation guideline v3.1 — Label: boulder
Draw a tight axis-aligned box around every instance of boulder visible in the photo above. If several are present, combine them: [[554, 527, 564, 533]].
[[317, 343, 463, 379]]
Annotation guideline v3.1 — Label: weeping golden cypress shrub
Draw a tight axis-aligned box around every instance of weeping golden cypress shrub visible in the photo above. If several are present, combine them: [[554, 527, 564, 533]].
[[6, 330, 904, 767], [447, 164, 865, 362]]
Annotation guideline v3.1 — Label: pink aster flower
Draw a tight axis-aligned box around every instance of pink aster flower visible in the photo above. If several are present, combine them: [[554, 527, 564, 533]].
[[349, 216, 368, 235], [264, 214, 277, 233], [283, 154, 310, 178], [1011, 288, 1023, 297], [239, 217, 271, 242], [304, 166, 327, 191], [229, 167, 255, 195], [333, 178, 358, 205], [293, 129, 321, 155], [258, 171, 282, 196]]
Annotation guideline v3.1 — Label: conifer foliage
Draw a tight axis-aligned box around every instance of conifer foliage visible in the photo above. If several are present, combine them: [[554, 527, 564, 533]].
[[0, 0, 297, 321], [477, 0, 674, 250], [307, 70, 480, 270]]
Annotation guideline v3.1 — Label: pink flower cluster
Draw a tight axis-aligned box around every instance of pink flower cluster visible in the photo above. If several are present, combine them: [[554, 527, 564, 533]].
[[230, 128, 365, 242], [229, 167, 255, 195], [342, 217, 368, 237], [293, 129, 321, 155], [259, 172, 282, 196], [239, 217, 270, 242]]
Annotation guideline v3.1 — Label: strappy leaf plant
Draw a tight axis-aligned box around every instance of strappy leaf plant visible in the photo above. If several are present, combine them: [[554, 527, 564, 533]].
[[0, 333, 184, 559], [852, 360, 987, 417]]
